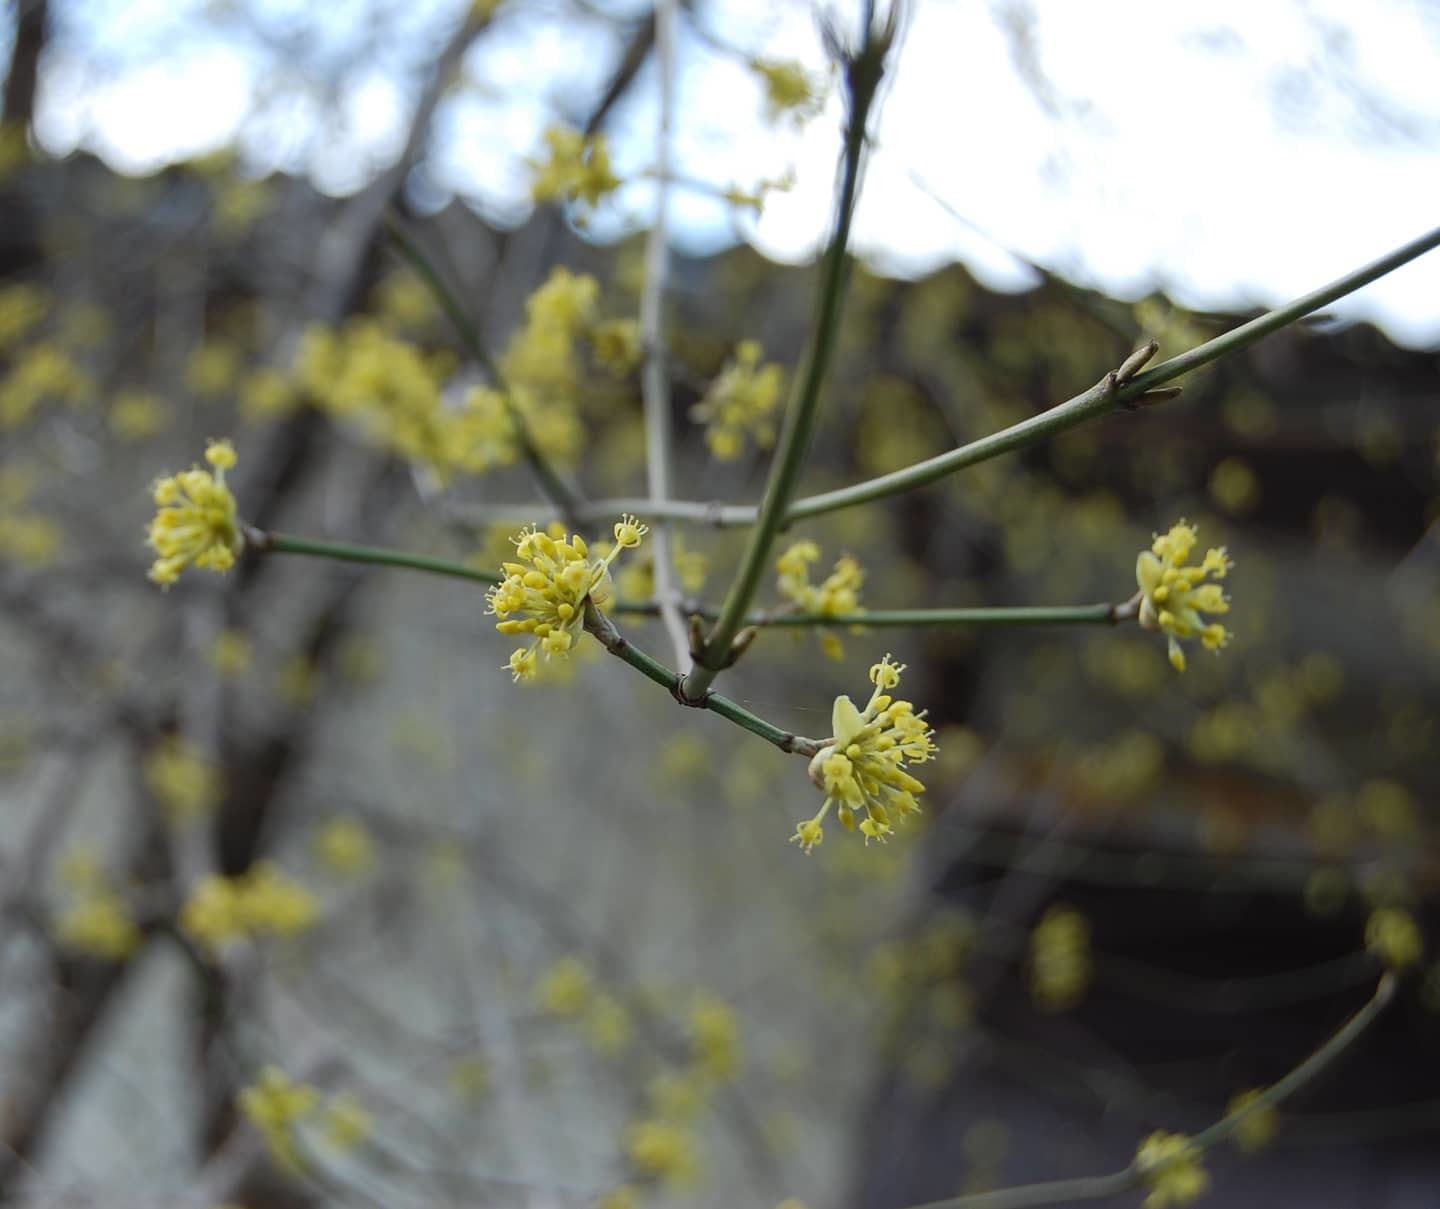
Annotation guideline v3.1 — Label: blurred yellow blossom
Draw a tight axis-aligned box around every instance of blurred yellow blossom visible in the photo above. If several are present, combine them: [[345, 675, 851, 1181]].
[[1, 342, 96, 426], [186, 340, 241, 397], [775, 540, 865, 659], [750, 58, 825, 123], [239, 367, 297, 420], [1134, 1131, 1208, 1208], [586, 993, 633, 1056], [1208, 457, 1261, 515], [181, 862, 318, 951], [689, 340, 784, 459], [1028, 904, 1090, 1010], [588, 317, 643, 376], [109, 389, 167, 441], [208, 629, 253, 677], [1226, 1088, 1279, 1153], [1136, 520, 1232, 672], [55, 892, 142, 960], [624, 1118, 698, 1187], [144, 736, 222, 820], [529, 125, 621, 209], [320, 1094, 372, 1152], [145, 440, 243, 586], [0, 282, 48, 349], [688, 993, 741, 1082], [792, 655, 936, 852], [313, 816, 376, 876], [535, 956, 593, 1016], [238, 1066, 319, 1173], [1366, 907, 1423, 969]]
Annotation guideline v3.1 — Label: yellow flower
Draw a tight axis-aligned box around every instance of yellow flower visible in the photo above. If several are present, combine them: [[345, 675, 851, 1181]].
[[146, 440, 243, 586], [689, 341, 784, 460], [588, 318, 643, 377], [55, 893, 142, 960], [1366, 906, 1423, 969], [238, 1066, 319, 1173], [180, 862, 318, 952], [535, 956, 593, 1016], [791, 655, 936, 852], [1028, 904, 1091, 1010], [144, 736, 222, 820], [208, 628, 253, 677], [1136, 520, 1232, 672], [487, 516, 648, 680], [313, 816, 376, 877], [624, 1118, 699, 1187], [775, 540, 865, 659], [320, 1094, 372, 1152], [528, 125, 622, 209], [689, 994, 741, 1082], [109, 389, 168, 441], [750, 59, 824, 123], [1134, 1131, 1208, 1208], [1225, 1088, 1279, 1153]]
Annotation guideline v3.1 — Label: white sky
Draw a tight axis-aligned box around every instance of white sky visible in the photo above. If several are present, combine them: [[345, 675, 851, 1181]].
[[25, 0, 1440, 347]]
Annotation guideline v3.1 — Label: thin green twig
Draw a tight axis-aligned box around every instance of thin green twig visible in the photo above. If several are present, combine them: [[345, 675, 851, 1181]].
[[678, 12, 894, 703], [380, 210, 586, 529], [255, 531, 1129, 634], [254, 531, 501, 586], [583, 600, 824, 756], [898, 971, 1397, 1209], [470, 222, 1440, 533]]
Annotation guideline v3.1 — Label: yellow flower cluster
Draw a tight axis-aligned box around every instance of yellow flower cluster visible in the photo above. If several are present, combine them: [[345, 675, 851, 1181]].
[[1225, 1088, 1279, 1153], [55, 890, 142, 961], [145, 440, 243, 587], [1365, 906, 1423, 969], [624, 1118, 699, 1188], [749, 59, 825, 123], [296, 320, 462, 475], [1136, 520, 1232, 672], [776, 540, 865, 659], [688, 994, 741, 1082], [186, 339, 242, 398], [1133, 1131, 1209, 1209], [689, 340, 784, 460], [487, 516, 648, 681], [243, 1078, 372, 1168], [533, 957, 633, 1056], [529, 125, 622, 210], [0, 282, 48, 350], [144, 735, 222, 819], [312, 815, 377, 877], [1027, 904, 1091, 1010], [0, 467, 61, 566], [238, 1066, 318, 1172], [1, 342, 96, 428], [180, 861, 319, 952], [792, 655, 936, 852], [109, 388, 168, 441]]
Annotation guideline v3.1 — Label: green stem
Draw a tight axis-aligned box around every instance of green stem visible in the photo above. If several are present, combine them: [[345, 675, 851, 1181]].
[[582, 601, 823, 756], [496, 222, 1440, 533], [381, 211, 586, 528], [748, 604, 1119, 628], [782, 222, 1440, 525], [678, 19, 891, 702], [258, 531, 501, 586], [899, 972, 1396, 1209]]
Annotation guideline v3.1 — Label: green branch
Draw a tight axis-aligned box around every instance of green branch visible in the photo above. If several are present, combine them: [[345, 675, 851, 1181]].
[[747, 603, 1120, 628], [678, 14, 894, 703], [254, 531, 501, 586], [582, 600, 823, 756], [381, 210, 586, 529], [492, 222, 1440, 534], [898, 972, 1397, 1209]]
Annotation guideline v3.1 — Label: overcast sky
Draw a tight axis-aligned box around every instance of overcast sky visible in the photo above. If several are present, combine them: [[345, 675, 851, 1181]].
[[21, 0, 1440, 347]]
